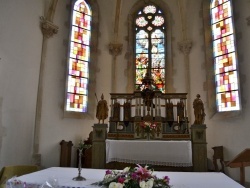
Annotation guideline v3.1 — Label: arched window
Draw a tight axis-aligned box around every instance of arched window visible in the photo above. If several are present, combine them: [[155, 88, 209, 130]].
[[210, 0, 240, 112], [64, 0, 98, 117], [134, 4, 166, 93]]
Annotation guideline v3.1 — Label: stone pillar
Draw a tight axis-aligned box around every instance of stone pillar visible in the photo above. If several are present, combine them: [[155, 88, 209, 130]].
[[109, 43, 123, 93], [32, 0, 59, 166], [191, 124, 207, 172], [92, 124, 108, 169]]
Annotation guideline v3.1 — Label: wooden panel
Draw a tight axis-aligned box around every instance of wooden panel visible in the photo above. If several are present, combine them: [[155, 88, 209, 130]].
[[60, 140, 73, 167]]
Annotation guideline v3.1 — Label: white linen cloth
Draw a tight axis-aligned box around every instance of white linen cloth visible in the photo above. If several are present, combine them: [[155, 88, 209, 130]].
[[106, 139, 192, 167], [6, 167, 244, 188]]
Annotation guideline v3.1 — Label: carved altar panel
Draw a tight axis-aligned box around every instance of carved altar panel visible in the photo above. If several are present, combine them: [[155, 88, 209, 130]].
[[108, 92, 190, 140]]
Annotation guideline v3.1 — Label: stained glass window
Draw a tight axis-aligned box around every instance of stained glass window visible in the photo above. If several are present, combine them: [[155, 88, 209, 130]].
[[135, 5, 166, 93], [210, 0, 240, 111], [66, 0, 91, 112]]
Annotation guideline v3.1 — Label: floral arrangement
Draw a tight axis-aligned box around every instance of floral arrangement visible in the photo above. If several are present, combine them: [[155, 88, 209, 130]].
[[140, 121, 157, 133], [95, 165, 170, 188], [76, 139, 91, 150]]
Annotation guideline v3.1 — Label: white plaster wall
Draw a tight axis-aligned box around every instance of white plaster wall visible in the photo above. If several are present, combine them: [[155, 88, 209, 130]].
[[0, 0, 43, 166], [0, 0, 250, 184]]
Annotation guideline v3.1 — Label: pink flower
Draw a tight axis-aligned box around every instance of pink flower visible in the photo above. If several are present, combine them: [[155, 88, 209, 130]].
[[135, 165, 152, 181], [163, 176, 170, 183], [106, 170, 112, 175], [118, 177, 125, 184], [131, 172, 138, 180]]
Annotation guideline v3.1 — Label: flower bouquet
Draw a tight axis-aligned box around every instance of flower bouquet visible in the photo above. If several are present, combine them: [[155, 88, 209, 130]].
[[140, 121, 157, 133], [140, 121, 157, 140], [94, 165, 171, 188]]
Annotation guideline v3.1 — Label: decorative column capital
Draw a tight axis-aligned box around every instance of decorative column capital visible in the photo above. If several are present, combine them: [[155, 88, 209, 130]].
[[40, 16, 59, 38], [178, 40, 192, 56], [109, 43, 123, 57], [247, 16, 250, 26]]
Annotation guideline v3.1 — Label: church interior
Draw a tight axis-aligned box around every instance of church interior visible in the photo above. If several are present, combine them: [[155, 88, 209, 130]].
[[1, 0, 250, 187]]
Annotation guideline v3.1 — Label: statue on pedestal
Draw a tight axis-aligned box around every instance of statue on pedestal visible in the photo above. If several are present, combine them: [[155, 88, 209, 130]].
[[96, 94, 109, 124], [193, 94, 206, 124]]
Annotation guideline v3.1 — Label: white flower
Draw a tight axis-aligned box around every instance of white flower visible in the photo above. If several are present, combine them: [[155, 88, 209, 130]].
[[123, 167, 130, 173], [108, 182, 123, 188], [140, 181, 146, 188], [139, 179, 154, 188], [146, 178, 154, 188]]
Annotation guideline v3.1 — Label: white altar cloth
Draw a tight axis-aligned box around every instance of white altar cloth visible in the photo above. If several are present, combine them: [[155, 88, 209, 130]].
[[6, 167, 244, 188], [106, 139, 192, 167]]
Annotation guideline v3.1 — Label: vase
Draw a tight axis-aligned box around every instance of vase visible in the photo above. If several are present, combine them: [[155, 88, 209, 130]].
[[146, 132, 150, 140]]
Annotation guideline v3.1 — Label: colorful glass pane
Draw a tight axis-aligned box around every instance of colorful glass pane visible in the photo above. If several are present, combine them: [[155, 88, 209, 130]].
[[151, 30, 165, 53], [66, 93, 87, 112], [136, 54, 148, 68], [143, 5, 156, 14], [67, 75, 88, 94], [213, 35, 235, 57], [147, 26, 153, 31], [215, 71, 238, 92], [136, 39, 149, 53], [216, 91, 239, 111], [72, 11, 91, 30], [152, 69, 165, 92], [70, 41, 90, 61], [69, 58, 89, 78], [210, 0, 229, 9], [152, 16, 164, 26], [66, 0, 91, 113], [215, 52, 236, 74], [135, 5, 166, 93], [71, 26, 90, 45], [74, 0, 91, 15], [136, 17, 148, 27], [136, 69, 147, 84], [211, 0, 240, 112], [136, 30, 148, 39], [212, 18, 233, 40], [211, 1, 231, 24], [151, 54, 165, 68]]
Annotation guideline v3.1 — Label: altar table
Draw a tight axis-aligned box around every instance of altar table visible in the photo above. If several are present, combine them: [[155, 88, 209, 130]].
[[106, 139, 192, 167], [6, 167, 244, 188]]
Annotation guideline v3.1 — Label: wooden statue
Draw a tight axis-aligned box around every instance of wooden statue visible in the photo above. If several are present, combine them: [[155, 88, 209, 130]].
[[193, 94, 205, 124], [96, 94, 109, 124]]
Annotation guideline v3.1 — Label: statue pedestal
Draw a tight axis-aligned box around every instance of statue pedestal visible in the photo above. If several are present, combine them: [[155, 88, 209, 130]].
[[92, 124, 108, 169], [191, 124, 207, 172]]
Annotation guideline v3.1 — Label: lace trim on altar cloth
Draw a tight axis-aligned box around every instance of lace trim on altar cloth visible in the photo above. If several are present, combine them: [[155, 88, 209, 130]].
[[107, 158, 193, 167]]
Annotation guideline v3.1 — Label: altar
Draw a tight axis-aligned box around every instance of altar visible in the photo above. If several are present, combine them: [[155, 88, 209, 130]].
[[6, 167, 244, 188], [106, 139, 192, 167], [92, 70, 207, 172]]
